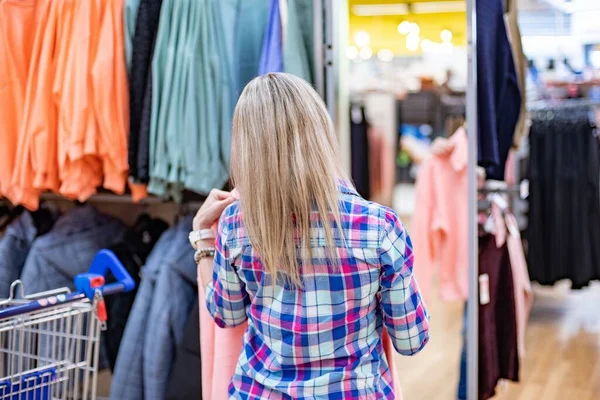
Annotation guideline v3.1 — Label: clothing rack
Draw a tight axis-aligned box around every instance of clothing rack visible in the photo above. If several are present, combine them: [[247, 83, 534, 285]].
[[39, 192, 204, 210], [528, 98, 600, 112]]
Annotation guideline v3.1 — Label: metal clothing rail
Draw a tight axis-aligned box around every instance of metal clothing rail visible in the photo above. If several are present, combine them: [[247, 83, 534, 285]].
[[39, 192, 204, 209], [527, 98, 600, 111], [466, 0, 479, 398]]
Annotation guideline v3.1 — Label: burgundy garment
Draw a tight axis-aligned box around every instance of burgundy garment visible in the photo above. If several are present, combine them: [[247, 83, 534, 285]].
[[479, 234, 519, 400]]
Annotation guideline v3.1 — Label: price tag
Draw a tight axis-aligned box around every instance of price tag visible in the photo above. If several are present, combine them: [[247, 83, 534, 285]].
[[479, 274, 490, 305]]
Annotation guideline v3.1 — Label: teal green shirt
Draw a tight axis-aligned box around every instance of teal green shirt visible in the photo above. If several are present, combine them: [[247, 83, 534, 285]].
[[284, 0, 314, 83], [124, 0, 141, 72]]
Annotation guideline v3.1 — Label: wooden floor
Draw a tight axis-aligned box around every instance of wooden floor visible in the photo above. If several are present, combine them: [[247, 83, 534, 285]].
[[393, 281, 600, 400]]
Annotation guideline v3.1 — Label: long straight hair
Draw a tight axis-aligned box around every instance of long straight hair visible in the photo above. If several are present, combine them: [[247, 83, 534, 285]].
[[230, 73, 349, 285]]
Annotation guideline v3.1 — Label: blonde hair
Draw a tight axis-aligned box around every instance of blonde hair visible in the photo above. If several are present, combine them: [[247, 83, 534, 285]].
[[230, 73, 348, 285]]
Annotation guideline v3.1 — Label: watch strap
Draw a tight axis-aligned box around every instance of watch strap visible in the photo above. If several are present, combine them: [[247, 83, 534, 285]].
[[189, 229, 215, 247]]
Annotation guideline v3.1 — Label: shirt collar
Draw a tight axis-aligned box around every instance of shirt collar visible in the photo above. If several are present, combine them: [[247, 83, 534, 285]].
[[339, 182, 359, 196]]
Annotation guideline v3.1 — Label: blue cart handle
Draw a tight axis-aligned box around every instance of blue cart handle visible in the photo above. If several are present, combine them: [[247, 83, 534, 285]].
[[0, 250, 136, 321], [75, 250, 136, 299]]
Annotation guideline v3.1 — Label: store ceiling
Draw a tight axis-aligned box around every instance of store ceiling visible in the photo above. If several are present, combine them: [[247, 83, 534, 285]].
[[348, 0, 467, 56]]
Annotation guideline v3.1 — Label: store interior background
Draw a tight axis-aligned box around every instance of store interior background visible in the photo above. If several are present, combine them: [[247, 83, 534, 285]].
[[346, 0, 600, 399]]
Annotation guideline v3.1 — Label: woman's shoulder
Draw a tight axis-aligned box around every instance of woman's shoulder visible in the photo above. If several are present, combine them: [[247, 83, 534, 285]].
[[339, 193, 403, 239], [221, 200, 242, 227]]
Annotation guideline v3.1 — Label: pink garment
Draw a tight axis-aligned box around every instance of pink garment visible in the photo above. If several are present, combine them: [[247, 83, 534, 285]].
[[504, 150, 516, 186], [367, 126, 396, 207], [198, 280, 403, 399], [490, 205, 533, 358], [198, 283, 246, 400], [412, 127, 468, 303], [368, 127, 383, 200]]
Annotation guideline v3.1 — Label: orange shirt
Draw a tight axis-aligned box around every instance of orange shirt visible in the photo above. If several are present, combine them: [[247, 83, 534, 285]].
[[0, 0, 37, 201], [57, 0, 102, 201], [5, 0, 139, 208], [93, 0, 129, 195], [9, 0, 56, 210]]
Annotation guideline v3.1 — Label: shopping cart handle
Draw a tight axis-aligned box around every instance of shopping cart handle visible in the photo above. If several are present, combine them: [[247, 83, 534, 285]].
[[75, 250, 136, 299]]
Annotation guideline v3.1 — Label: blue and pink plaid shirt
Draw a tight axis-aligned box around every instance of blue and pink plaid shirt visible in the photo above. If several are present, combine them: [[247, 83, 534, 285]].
[[206, 185, 430, 399]]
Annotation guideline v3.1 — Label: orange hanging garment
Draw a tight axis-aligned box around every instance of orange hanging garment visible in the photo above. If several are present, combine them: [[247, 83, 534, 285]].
[[92, 0, 129, 195], [58, 0, 103, 201], [9, 0, 59, 210], [29, 0, 76, 195], [0, 0, 38, 203]]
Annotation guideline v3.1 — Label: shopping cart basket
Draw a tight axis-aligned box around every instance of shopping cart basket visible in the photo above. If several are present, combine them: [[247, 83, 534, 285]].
[[0, 250, 135, 400]]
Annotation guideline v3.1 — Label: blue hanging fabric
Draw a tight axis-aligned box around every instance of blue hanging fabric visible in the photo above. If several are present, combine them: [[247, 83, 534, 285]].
[[258, 0, 283, 75]]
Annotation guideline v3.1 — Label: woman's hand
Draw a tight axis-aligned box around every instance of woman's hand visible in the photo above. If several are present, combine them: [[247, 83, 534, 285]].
[[193, 189, 236, 232]]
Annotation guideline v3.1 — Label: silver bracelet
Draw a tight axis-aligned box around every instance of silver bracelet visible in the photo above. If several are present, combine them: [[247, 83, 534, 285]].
[[194, 248, 216, 264]]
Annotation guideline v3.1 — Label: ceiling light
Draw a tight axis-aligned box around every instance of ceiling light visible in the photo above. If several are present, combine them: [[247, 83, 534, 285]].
[[397, 21, 411, 35], [421, 39, 437, 53], [354, 31, 370, 48], [412, 1, 466, 14], [346, 46, 358, 60], [377, 49, 394, 62], [406, 34, 420, 52], [441, 29, 453, 42], [352, 4, 409, 16], [359, 47, 373, 60], [440, 42, 454, 54], [409, 22, 420, 35]]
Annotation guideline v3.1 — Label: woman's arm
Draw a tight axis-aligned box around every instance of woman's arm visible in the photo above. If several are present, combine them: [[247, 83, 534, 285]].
[[378, 210, 431, 355], [192, 189, 248, 328], [197, 238, 216, 290]]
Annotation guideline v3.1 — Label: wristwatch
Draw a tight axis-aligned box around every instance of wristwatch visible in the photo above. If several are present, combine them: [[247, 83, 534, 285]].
[[189, 229, 215, 248], [194, 247, 216, 263]]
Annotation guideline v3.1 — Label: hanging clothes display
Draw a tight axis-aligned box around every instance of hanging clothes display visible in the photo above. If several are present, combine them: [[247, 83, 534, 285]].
[[167, 301, 203, 400], [504, 0, 528, 149], [412, 127, 468, 302], [283, 0, 314, 83], [476, 0, 521, 180], [1, 0, 129, 210], [0, 0, 37, 202], [458, 235, 520, 400], [103, 214, 169, 371], [233, 0, 270, 92], [147, 0, 232, 198], [479, 234, 520, 399], [124, 0, 142, 72], [0, 0, 315, 209], [260, 0, 314, 81], [127, 0, 164, 188], [259, 0, 284, 75], [456, 200, 530, 400], [0, 209, 57, 297], [110, 216, 196, 400], [527, 105, 600, 288]]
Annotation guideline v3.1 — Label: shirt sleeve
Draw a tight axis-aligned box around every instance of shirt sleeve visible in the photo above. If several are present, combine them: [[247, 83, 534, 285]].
[[205, 213, 250, 328], [378, 209, 430, 356]]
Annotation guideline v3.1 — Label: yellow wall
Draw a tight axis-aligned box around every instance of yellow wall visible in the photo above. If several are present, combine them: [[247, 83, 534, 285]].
[[348, 0, 467, 55]]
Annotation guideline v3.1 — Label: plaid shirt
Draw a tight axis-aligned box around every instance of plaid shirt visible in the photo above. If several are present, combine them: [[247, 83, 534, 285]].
[[206, 185, 430, 399]]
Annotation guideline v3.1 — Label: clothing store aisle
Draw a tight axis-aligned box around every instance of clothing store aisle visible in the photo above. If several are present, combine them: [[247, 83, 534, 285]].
[[494, 282, 600, 400], [393, 215, 465, 400]]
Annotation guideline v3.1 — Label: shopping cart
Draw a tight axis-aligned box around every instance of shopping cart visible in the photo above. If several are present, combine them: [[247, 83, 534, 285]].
[[0, 250, 135, 400]]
